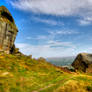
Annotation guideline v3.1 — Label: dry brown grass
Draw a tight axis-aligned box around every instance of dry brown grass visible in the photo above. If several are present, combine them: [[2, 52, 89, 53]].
[[56, 80, 89, 92]]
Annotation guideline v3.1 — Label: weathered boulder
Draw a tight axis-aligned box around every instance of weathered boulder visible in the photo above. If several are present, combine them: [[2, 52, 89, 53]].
[[0, 6, 18, 54], [72, 53, 92, 73]]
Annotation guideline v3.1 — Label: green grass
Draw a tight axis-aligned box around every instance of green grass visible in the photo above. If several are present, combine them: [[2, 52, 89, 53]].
[[0, 53, 66, 92], [0, 53, 92, 92]]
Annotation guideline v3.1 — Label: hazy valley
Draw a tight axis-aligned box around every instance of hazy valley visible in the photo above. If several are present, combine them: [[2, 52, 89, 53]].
[[47, 56, 75, 66]]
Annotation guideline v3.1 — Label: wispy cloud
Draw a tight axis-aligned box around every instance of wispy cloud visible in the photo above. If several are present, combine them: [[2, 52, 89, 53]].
[[16, 42, 92, 58], [26, 35, 47, 40], [23, 29, 79, 58], [26, 29, 79, 41], [15, 41, 76, 58], [78, 16, 92, 26], [10, 0, 92, 26], [10, 0, 92, 16], [32, 17, 64, 26], [48, 30, 79, 35]]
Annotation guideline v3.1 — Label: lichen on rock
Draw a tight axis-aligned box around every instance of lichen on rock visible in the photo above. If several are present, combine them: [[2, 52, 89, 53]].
[[0, 6, 18, 54]]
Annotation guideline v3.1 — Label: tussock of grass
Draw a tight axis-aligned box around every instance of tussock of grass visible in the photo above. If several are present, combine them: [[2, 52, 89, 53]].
[[56, 74, 92, 92], [56, 80, 89, 92]]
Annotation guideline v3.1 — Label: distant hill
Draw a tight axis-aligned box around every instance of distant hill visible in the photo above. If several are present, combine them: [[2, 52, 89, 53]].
[[47, 56, 75, 66]]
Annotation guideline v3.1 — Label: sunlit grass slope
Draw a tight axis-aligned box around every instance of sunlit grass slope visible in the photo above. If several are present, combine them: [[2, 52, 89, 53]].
[[0, 53, 92, 92]]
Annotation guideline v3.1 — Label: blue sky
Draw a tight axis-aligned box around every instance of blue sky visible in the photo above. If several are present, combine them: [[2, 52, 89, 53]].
[[1, 0, 92, 58]]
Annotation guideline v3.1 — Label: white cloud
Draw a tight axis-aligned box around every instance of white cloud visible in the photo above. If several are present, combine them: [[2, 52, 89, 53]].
[[48, 30, 79, 35], [32, 17, 64, 26], [26, 29, 79, 41], [79, 20, 91, 26], [47, 40, 75, 47], [10, 0, 92, 16], [10, 0, 92, 26], [78, 16, 92, 26], [87, 48, 92, 52], [26, 35, 47, 40], [15, 41, 77, 58], [75, 47, 92, 54]]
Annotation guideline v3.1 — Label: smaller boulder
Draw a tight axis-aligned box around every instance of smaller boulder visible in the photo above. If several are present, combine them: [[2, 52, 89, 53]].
[[72, 53, 92, 73]]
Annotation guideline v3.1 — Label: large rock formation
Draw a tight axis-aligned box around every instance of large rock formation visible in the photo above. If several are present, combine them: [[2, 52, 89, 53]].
[[0, 6, 18, 54], [72, 53, 92, 73]]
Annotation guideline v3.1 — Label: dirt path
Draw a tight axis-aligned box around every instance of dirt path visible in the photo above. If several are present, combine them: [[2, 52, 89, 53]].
[[32, 75, 74, 92], [32, 74, 92, 92]]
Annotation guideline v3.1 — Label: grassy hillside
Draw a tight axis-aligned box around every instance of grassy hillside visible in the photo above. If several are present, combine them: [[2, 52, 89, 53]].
[[0, 53, 92, 92]]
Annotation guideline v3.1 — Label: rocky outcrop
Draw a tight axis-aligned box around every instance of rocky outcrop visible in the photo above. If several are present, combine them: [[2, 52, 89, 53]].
[[0, 6, 18, 54], [72, 53, 92, 73]]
